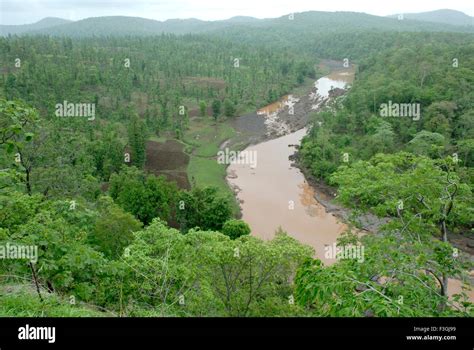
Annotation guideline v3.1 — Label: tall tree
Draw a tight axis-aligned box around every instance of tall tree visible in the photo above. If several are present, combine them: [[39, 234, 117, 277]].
[[127, 113, 147, 169]]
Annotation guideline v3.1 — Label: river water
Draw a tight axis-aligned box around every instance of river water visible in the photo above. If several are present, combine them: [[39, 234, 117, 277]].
[[227, 70, 473, 302], [227, 73, 351, 264]]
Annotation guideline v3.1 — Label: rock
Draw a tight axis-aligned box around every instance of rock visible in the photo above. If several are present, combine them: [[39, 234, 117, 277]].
[[364, 309, 375, 317], [355, 284, 368, 292]]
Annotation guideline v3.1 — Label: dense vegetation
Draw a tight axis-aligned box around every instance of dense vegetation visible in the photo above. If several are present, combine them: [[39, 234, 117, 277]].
[[0, 33, 315, 201], [0, 10, 473, 317], [0, 30, 316, 314], [1, 34, 314, 129], [301, 34, 474, 180], [298, 32, 473, 316], [2, 11, 473, 37]]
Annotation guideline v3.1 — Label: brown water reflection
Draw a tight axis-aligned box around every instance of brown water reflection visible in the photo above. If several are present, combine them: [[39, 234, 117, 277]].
[[228, 74, 353, 264], [257, 95, 289, 116], [227, 128, 347, 264], [229, 70, 357, 264]]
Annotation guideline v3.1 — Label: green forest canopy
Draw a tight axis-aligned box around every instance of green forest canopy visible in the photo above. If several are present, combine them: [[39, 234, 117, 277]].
[[0, 12, 473, 316]]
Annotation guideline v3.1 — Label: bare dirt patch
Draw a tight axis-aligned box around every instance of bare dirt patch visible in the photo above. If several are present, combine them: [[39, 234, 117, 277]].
[[145, 140, 190, 189]]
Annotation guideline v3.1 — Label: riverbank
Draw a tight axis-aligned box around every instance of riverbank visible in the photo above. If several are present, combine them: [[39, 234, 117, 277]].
[[226, 62, 354, 150], [225, 64, 357, 264], [290, 151, 390, 234]]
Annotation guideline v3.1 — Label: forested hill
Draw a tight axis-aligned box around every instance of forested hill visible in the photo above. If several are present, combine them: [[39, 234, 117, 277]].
[[0, 17, 72, 36], [387, 9, 474, 27], [1, 10, 473, 37], [0, 15, 263, 37]]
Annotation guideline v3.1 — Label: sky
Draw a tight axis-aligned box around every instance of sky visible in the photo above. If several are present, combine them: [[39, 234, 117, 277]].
[[1, 0, 473, 25]]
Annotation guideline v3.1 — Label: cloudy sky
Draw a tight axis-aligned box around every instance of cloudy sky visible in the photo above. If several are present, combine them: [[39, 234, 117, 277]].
[[1, 0, 473, 25]]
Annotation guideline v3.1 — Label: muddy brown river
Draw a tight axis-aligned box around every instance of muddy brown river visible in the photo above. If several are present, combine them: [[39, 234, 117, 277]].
[[227, 70, 473, 302], [227, 73, 351, 264]]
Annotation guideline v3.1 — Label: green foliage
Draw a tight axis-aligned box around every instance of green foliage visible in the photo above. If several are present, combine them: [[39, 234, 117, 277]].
[[1, 197, 103, 299], [90, 196, 142, 259], [0, 191, 43, 231], [123, 219, 312, 316], [109, 166, 178, 225], [176, 187, 232, 232], [199, 100, 207, 117], [0, 13, 473, 319], [211, 99, 221, 121], [223, 99, 236, 117], [297, 152, 474, 316], [221, 219, 251, 239], [295, 234, 472, 317], [0, 288, 108, 317], [127, 113, 147, 168], [0, 35, 313, 125], [408, 131, 446, 157], [300, 35, 474, 181], [0, 99, 38, 152], [12, 121, 101, 199], [89, 128, 125, 181], [330, 152, 473, 230]]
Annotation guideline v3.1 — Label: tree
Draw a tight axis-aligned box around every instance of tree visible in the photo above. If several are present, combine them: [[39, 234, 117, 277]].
[[408, 131, 445, 158], [368, 120, 395, 155], [176, 187, 232, 232], [89, 128, 125, 181], [295, 231, 472, 317], [211, 100, 221, 122], [91, 196, 142, 259], [0, 191, 42, 231], [300, 121, 339, 181], [123, 220, 312, 316], [456, 139, 474, 167], [192, 229, 313, 316], [127, 113, 147, 168], [221, 219, 251, 239], [12, 122, 100, 199], [109, 166, 178, 225], [223, 99, 236, 117], [199, 101, 207, 117], [326, 152, 473, 314], [1, 196, 108, 303], [423, 101, 456, 137], [0, 99, 37, 151]]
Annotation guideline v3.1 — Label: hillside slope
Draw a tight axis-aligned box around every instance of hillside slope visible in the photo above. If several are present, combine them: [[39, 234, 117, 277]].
[[1, 11, 473, 37], [388, 9, 473, 27], [0, 17, 72, 35]]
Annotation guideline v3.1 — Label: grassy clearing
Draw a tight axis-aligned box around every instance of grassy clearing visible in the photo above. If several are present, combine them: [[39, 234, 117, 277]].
[[183, 117, 236, 157], [182, 117, 240, 214], [187, 157, 227, 191], [146, 115, 240, 214], [188, 157, 239, 214]]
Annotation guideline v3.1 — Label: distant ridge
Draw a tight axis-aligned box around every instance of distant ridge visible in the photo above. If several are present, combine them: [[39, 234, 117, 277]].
[[387, 9, 473, 27], [1, 10, 473, 37], [0, 17, 72, 35]]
